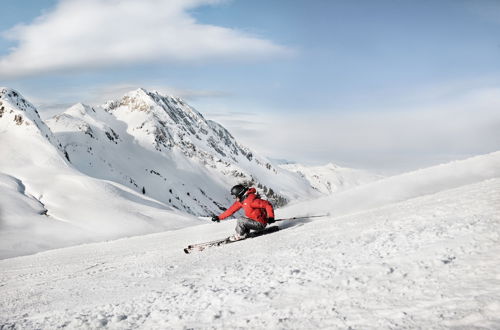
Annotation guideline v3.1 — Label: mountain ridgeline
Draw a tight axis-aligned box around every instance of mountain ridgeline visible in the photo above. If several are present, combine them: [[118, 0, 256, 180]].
[[2, 87, 315, 218]]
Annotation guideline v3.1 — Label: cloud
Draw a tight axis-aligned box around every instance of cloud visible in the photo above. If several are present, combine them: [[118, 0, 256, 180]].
[[0, 0, 291, 78], [215, 86, 500, 173]]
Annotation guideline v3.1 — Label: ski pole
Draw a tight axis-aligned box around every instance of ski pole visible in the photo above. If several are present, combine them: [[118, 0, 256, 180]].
[[274, 214, 330, 222]]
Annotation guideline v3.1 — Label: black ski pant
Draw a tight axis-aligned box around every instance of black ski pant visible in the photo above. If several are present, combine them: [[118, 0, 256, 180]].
[[235, 218, 266, 236]]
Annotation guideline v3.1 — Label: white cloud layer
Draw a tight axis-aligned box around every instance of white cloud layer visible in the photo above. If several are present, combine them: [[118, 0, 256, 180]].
[[212, 86, 500, 173], [0, 0, 290, 77]]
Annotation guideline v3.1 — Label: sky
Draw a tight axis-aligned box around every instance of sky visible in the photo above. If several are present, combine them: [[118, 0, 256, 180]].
[[1, 0, 499, 173]]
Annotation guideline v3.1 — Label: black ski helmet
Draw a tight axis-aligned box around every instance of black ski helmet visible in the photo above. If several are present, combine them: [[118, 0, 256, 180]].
[[230, 184, 247, 198]]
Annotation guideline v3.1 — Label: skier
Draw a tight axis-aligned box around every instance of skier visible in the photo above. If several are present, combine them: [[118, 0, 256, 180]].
[[211, 184, 275, 241]]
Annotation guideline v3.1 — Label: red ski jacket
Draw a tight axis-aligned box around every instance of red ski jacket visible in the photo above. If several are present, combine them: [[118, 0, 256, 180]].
[[218, 188, 275, 224]]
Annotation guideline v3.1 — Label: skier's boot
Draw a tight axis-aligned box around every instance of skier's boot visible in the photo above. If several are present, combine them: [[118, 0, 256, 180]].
[[229, 233, 246, 241]]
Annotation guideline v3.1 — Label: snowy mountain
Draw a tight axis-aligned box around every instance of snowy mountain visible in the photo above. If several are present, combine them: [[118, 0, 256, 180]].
[[0, 87, 201, 259], [0, 87, 321, 259], [1, 151, 499, 329], [0, 88, 59, 146], [281, 162, 383, 194], [45, 88, 318, 214]]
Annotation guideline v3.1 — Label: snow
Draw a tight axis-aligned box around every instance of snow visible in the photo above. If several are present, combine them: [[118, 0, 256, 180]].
[[2, 87, 500, 328], [0, 173, 95, 259], [281, 151, 500, 221], [1, 151, 499, 328]]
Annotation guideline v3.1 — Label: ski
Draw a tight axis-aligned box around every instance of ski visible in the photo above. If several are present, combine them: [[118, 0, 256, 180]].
[[183, 226, 279, 254], [183, 237, 231, 254]]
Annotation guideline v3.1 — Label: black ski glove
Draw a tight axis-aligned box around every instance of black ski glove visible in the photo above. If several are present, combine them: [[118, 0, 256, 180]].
[[211, 216, 220, 223], [267, 217, 275, 224]]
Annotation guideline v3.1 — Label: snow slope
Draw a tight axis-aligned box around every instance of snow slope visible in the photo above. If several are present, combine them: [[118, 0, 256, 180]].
[[1, 153, 499, 329], [0, 173, 96, 259], [281, 151, 500, 219]]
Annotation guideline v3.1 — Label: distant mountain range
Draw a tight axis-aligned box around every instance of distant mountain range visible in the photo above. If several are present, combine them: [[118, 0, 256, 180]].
[[281, 163, 383, 195], [45, 88, 320, 213]]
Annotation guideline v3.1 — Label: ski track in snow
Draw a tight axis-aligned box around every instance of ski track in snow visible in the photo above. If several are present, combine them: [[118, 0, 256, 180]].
[[1, 179, 500, 329]]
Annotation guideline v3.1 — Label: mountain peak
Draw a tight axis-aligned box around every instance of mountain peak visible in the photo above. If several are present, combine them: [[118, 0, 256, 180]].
[[63, 103, 97, 118], [127, 88, 186, 104], [99, 88, 212, 152], [105, 88, 182, 115], [0, 87, 46, 131], [0, 87, 36, 113], [126, 87, 153, 101], [118, 88, 193, 116], [0, 87, 65, 162], [0, 87, 16, 97], [0, 87, 20, 98]]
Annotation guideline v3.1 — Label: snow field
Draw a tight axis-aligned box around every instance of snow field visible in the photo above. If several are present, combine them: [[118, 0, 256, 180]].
[[1, 177, 499, 329]]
